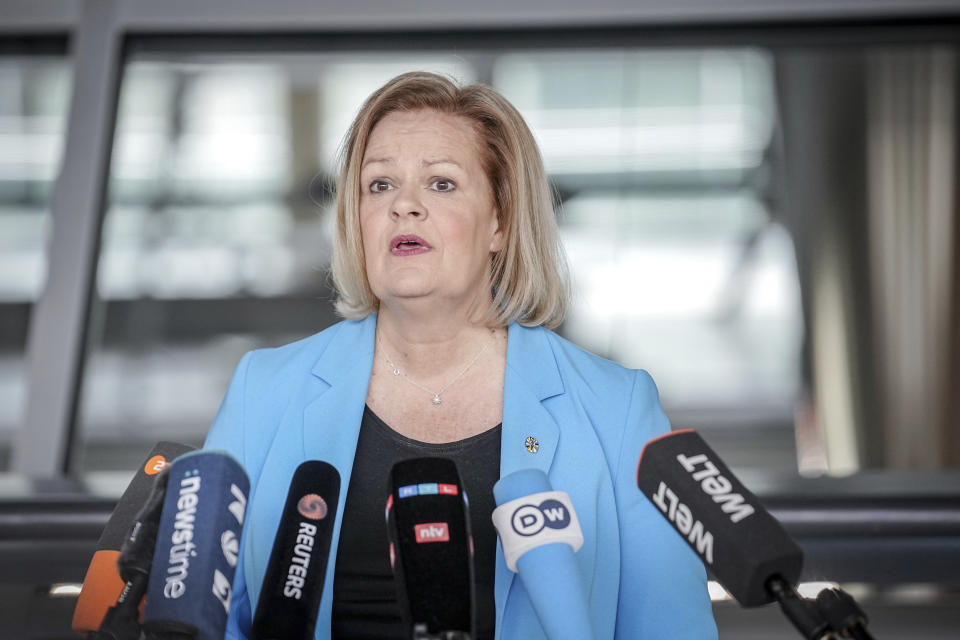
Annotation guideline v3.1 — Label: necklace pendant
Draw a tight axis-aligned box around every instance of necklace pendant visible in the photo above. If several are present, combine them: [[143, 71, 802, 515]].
[[393, 368, 400, 376], [432, 395, 442, 406]]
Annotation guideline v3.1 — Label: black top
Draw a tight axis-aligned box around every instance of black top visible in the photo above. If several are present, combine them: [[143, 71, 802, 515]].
[[331, 405, 502, 640]]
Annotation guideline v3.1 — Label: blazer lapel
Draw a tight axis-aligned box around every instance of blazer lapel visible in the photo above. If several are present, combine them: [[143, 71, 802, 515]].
[[301, 314, 376, 634], [293, 317, 564, 638], [495, 323, 564, 637], [302, 314, 376, 470]]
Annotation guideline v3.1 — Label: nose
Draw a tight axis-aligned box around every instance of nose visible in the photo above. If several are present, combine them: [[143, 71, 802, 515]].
[[390, 183, 426, 220]]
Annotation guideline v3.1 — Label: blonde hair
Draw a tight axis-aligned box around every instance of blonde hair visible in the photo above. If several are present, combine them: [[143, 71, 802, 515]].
[[331, 71, 569, 329]]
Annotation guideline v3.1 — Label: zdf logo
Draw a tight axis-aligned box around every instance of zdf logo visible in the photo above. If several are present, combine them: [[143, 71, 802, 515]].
[[511, 499, 571, 536], [144, 455, 170, 476]]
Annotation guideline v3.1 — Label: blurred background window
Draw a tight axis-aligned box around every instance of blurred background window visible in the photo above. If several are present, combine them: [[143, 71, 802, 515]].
[[0, 56, 70, 471], [76, 54, 478, 470], [75, 48, 801, 473], [495, 50, 800, 470]]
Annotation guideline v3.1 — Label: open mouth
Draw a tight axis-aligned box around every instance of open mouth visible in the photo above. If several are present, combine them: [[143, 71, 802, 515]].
[[390, 235, 431, 254]]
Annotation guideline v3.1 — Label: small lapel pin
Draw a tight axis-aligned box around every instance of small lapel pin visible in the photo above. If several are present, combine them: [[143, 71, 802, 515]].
[[524, 436, 540, 454]]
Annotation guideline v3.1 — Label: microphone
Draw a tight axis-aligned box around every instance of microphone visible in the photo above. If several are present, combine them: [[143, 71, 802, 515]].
[[636, 429, 831, 639], [386, 457, 474, 640], [141, 450, 250, 640], [73, 442, 195, 638], [491, 469, 594, 640], [250, 461, 341, 640], [95, 466, 172, 640]]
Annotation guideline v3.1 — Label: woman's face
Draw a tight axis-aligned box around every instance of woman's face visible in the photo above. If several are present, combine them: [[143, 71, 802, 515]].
[[359, 109, 503, 314]]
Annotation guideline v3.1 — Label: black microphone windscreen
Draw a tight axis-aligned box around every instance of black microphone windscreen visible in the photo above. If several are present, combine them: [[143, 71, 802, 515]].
[[386, 457, 474, 637], [118, 467, 171, 583], [100, 442, 197, 552], [142, 450, 250, 640], [250, 460, 341, 640], [72, 441, 194, 635], [636, 429, 803, 607]]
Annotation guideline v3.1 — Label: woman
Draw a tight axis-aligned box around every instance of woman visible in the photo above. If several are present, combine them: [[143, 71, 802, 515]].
[[205, 71, 717, 639]]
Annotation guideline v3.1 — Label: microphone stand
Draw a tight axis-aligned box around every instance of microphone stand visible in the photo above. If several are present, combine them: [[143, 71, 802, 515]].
[[412, 623, 472, 640], [766, 576, 833, 640], [766, 577, 877, 640], [91, 576, 146, 640], [816, 588, 875, 640]]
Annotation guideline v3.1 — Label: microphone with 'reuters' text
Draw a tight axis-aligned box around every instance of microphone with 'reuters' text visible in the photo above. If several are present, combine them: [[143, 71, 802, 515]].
[[386, 457, 474, 640], [250, 460, 341, 640], [73, 441, 194, 639], [141, 450, 250, 640], [491, 469, 594, 640]]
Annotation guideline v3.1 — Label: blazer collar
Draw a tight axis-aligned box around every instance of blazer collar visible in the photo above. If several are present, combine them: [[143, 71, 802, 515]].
[[495, 322, 564, 638], [301, 316, 566, 638], [300, 315, 377, 633], [500, 322, 564, 477], [304, 314, 377, 472]]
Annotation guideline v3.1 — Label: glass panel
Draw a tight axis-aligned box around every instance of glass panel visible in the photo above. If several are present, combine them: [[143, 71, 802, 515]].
[[76, 47, 799, 474], [77, 54, 477, 470], [495, 50, 800, 470], [0, 56, 70, 470]]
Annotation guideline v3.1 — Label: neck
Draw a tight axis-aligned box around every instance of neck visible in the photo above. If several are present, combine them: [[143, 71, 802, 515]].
[[375, 303, 496, 378]]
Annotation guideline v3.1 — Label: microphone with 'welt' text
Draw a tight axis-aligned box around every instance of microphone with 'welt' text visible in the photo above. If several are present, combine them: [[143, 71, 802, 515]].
[[492, 469, 594, 640], [386, 457, 474, 640], [250, 460, 341, 640], [73, 441, 194, 640], [636, 429, 875, 640], [141, 450, 250, 640]]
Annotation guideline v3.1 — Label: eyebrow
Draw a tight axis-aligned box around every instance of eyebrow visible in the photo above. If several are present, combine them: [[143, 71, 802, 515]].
[[361, 156, 393, 169], [421, 157, 462, 169], [360, 156, 463, 170]]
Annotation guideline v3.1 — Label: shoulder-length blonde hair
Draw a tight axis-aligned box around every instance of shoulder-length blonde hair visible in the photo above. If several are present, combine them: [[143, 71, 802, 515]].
[[331, 71, 569, 329]]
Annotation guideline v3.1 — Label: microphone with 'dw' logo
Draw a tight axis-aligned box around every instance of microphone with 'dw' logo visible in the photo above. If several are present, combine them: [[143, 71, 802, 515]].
[[492, 469, 594, 640]]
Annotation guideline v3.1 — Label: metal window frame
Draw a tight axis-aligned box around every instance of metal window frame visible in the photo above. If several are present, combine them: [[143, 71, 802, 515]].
[[5, 0, 960, 476]]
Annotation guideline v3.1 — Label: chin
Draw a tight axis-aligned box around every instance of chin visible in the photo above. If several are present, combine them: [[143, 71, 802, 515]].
[[372, 280, 435, 302]]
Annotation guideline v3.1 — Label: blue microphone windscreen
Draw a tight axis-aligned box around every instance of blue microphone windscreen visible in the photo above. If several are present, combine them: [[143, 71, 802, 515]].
[[143, 450, 250, 640], [492, 469, 594, 640], [493, 468, 551, 505]]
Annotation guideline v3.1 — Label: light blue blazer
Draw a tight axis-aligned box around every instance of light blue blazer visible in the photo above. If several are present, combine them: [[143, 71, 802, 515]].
[[204, 314, 718, 639]]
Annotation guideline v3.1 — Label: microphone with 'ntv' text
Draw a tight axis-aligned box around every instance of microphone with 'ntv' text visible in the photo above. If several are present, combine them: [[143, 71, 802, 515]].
[[387, 457, 474, 640]]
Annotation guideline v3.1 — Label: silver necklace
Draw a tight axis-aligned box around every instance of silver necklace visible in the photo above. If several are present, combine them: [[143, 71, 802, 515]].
[[378, 329, 495, 406]]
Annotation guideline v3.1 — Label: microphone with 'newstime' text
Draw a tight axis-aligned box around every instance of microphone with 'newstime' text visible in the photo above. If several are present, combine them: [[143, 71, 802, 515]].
[[386, 457, 474, 640], [491, 469, 594, 640], [141, 450, 250, 640], [250, 460, 341, 640], [73, 441, 194, 640]]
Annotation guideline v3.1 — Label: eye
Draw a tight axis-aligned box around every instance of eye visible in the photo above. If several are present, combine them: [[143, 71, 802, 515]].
[[368, 180, 392, 193], [430, 178, 456, 193]]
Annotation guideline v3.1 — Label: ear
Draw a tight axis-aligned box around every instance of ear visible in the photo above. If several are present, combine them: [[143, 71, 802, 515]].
[[488, 208, 505, 253]]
